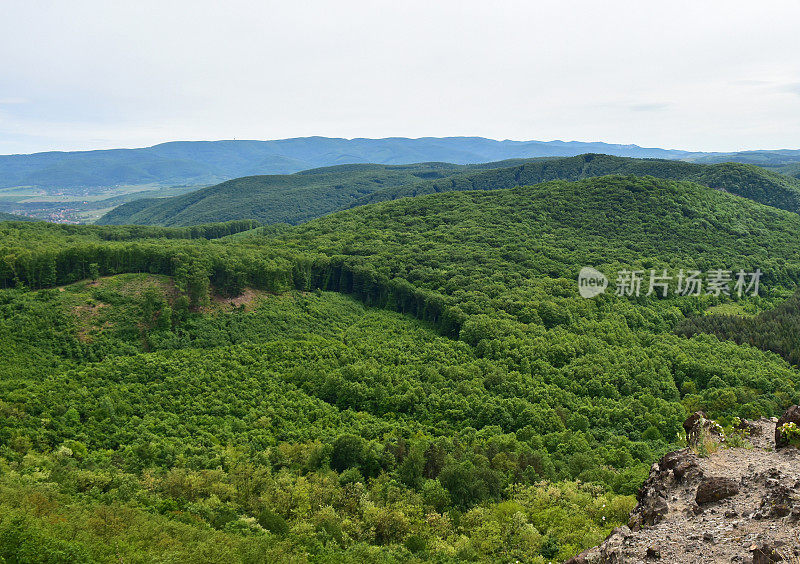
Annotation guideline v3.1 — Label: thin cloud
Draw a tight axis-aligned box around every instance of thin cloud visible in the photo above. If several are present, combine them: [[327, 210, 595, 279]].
[[732, 79, 771, 87], [586, 101, 671, 113], [779, 82, 800, 96], [628, 103, 670, 112]]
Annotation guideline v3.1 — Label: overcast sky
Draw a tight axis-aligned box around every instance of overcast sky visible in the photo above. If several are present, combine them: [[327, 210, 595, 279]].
[[2, 0, 800, 154]]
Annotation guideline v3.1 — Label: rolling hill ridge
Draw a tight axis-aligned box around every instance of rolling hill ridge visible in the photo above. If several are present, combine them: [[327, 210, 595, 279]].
[[99, 154, 800, 227]]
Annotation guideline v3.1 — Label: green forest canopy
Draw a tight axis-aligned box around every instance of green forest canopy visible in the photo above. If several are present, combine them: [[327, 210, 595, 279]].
[[1, 174, 799, 562]]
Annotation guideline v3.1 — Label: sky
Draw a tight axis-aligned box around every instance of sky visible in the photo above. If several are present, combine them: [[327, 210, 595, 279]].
[[2, 0, 800, 155]]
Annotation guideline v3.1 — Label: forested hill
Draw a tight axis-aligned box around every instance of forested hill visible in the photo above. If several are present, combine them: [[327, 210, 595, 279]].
[[688, 148, 800, 168], [2, 175, 800, 561], [96, 160, 528, 226], [269, 175, 800, 292], [0, 137, 693, 190], [776, 162, 800, 179], [99, 154, 800, 227], [0, 212, 35, 221], [354, 155, 800, 214]]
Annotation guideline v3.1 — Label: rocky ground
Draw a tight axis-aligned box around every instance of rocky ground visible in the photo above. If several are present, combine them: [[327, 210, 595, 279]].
[[567, 416, 800, 563]]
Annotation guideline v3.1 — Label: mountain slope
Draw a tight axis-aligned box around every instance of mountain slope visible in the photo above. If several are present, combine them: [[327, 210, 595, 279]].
[[776, 162, 800, 179], [272, 174, 800, 292], [676, 289, 800, 366], [100, 154, 800, 227], [97, 161, 533, 226]]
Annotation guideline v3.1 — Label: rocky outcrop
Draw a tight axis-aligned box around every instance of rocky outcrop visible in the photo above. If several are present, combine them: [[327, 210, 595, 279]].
[[735, 418, 762, 437], [775, 405, 800, 449], [683, 411, 707, 444], [628, 449, 700, 531], [684, 410, 724, 447], [563, 417, 800, 563], [564, 526, 631, 564]]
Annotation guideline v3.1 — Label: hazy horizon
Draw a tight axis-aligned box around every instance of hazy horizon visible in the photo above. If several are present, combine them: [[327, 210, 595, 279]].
[[2, 135, 800, 158]]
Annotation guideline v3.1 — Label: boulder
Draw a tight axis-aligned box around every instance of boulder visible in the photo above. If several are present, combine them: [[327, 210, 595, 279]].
[[695, 477, 739, 504], [775, 405, 800, 449], [673, 458, 701, 482], [628, 450, 702, 530], [658, 449, 701, 482], [658, 449, 695, 471]]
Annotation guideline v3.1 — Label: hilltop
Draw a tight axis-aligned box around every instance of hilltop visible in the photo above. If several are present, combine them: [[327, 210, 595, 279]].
[[99, 154, 800, 227]]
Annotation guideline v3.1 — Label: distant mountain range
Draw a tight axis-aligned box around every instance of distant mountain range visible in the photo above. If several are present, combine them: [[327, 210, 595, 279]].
[[4, 136, 800, 191], [98, 154, 800, 227]]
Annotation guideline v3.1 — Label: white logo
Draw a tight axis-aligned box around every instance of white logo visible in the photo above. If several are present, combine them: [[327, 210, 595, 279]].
[[578, 267, 608, 298]]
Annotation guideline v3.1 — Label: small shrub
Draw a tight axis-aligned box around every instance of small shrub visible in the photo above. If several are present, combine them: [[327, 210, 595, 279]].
[[540, 535, 560, 558], [258, 508, 289, 535], [338, 467, 364, 486], [779, 422, 800, 447]]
